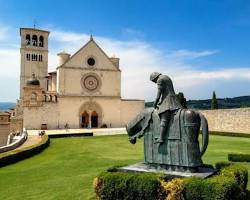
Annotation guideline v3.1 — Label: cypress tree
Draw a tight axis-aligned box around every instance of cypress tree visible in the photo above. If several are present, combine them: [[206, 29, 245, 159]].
[[211, 91, 218, 109]]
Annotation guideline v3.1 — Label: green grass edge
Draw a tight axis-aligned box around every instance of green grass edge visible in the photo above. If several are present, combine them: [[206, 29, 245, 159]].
[[0, 134, 50, 167]]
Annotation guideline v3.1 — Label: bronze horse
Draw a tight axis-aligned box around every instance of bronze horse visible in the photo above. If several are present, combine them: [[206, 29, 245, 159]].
[[126, 108, 209, 171]]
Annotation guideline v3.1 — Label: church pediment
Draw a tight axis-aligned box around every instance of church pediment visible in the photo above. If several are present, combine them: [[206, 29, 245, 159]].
[[61, 38, 119, 71]]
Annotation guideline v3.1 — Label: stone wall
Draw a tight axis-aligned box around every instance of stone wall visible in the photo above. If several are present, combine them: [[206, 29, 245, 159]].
[[200, 108, 250, 134], [10, 117, 23, 132], [120, 99, 145, 126], [0, 112, 10, 146], [0, 124, 10, 146]]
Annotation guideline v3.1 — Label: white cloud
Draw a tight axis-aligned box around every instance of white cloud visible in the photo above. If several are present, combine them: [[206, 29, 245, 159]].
[[50, 30, 89, 43], [0, 27, 9, 41], [122, 28, 145, 39], [0, 26, 250, 102], [168, 49, 220, 60]]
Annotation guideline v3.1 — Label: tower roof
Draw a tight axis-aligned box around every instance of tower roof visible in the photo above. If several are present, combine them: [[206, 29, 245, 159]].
[[20, 28, 50, 35]]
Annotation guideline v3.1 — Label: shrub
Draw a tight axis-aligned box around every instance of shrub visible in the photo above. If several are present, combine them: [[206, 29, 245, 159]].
[[94, 163, 248, 200], [100, 124, 108, 128], [215, 161, 234, 170], [228, 153, 250, 162], [0, 134, 50, 167], [161, 178, 185, 200], [94, 172, 164, 200], [184, 164, 248, 200]]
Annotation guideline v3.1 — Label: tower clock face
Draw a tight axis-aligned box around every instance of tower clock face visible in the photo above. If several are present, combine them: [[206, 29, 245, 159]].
[[81, 73, 101, 93]]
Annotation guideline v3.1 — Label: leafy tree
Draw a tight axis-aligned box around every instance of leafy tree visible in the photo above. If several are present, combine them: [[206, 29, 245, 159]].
[[177, 92, 187, 108], [211, 91, 218, 109]]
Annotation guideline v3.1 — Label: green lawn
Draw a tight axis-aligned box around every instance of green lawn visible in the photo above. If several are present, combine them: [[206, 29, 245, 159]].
[[0, 134, 250, 200]]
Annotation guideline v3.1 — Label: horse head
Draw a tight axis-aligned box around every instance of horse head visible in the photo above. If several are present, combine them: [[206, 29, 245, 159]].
[[126, 108, 154, 144]]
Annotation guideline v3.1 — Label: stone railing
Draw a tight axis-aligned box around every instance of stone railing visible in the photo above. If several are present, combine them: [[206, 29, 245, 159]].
[[0, 131, 28, 153]]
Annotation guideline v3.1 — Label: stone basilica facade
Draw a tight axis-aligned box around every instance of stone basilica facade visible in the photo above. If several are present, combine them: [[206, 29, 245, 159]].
[[12, 27, 144, 130]]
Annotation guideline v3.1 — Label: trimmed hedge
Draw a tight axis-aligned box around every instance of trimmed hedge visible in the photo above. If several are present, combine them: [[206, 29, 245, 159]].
[[94, 163, 248, 200], [0, 134, 50, 167], [184, 164, 248, 200], [94, 172, 164, 200], [228, 153, 250, 162]]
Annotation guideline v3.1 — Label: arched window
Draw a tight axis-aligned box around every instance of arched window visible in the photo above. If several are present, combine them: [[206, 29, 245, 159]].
[[38, 55, 43, 62], [25, 34, 30, 45], [31, 92, 37, 102], [32, 54, 34, 61], [55, 95, 58, 102], [39, 36, 44, 47], [26, 54, 30, 61], [32, 35, 38, 46], [35, 54, 37, 61]]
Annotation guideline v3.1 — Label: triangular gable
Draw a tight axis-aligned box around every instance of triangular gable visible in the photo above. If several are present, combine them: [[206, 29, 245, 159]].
[[61, 38, 119, 71]]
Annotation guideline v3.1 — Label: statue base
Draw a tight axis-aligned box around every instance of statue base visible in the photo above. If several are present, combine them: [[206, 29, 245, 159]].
[[119, 163, 217, 179]]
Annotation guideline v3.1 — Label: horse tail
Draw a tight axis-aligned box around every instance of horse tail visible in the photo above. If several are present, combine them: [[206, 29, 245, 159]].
[[199, 112, 209, 157]]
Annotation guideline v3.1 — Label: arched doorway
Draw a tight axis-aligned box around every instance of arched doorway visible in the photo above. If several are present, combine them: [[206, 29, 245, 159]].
[[91, 111, 98, 128], [79, 101, 103, 128], [81, 111, 89, 128]]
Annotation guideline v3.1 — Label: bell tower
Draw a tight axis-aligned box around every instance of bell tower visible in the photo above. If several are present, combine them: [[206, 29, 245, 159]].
[[19, 28, 49, 99]]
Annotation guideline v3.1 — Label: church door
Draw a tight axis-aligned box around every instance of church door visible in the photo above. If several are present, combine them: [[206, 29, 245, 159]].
[[91, 111, 98, 128], [81, 111, 89, 128]]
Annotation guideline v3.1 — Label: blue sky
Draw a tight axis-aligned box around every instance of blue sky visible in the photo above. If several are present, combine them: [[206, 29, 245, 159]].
[[0, 0, 250, 101]]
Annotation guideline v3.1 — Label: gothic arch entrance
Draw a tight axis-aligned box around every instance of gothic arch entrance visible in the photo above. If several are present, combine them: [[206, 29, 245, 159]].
[[79, 101, 102, 128], [81, 111, 89, 128], [91, 111, 98, 128]]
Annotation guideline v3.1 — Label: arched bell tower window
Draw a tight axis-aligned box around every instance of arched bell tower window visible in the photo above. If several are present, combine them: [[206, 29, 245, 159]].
[[32, 35, 38, 46], [39, 36, 44, 47], [25, 34, 30, 45]]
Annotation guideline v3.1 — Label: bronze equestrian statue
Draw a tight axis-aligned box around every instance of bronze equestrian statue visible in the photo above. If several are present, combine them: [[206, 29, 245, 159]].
[[126, 72, 209, 172], [150, 72, 183, 144]]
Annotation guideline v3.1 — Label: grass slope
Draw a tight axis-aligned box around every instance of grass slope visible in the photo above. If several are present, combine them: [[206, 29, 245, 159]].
[[0, 134, 250, 200]]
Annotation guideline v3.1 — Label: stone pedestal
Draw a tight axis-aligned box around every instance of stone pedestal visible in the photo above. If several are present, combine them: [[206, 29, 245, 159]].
[[119, 163, 217, 179]]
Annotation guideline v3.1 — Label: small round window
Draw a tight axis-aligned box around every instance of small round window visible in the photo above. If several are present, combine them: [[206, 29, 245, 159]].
[[87, 57, 95, 66]]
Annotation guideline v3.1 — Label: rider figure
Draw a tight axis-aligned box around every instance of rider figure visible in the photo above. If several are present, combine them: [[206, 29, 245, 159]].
[[150, 72, 183, 144]]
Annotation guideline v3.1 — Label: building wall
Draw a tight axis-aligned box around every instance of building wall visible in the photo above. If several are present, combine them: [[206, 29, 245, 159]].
[[0, 113, 10, 146], [23, 103, 59, 130], [121, 99, 145, 126], [58, 68, 121, 97], [57, 97, 122, 128], [10, 117, 23, 132], [0, 124, 9, 146], [65, 40, 118, 71], [22, 96, 144, 130], [200, 108, 250, 133]]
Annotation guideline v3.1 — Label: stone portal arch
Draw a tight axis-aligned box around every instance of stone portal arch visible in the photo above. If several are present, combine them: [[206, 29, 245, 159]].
[[79, 101, 103, 128]]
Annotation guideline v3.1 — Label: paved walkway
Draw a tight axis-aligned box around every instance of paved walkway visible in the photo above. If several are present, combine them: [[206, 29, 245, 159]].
[[13, 128, 126, 151], [27, 127, 127, 137], [16, 135, 42, 150]]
